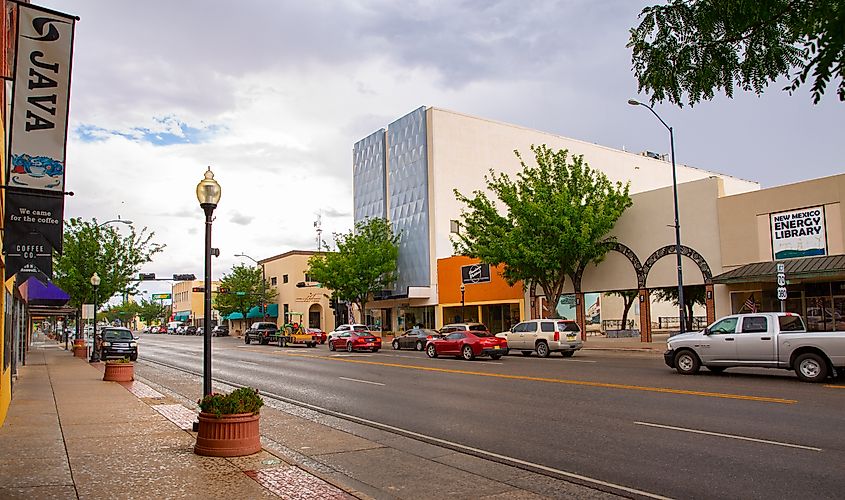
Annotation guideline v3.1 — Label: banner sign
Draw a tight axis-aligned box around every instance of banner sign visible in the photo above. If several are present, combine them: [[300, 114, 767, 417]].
[[461, 263, 491, 284], [770, 206, 827, 260], [5, 3, 77, 256], [5, 231, 52, 277]]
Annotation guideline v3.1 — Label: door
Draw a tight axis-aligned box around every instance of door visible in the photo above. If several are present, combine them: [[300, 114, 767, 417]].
[[521, 321, 538, 350], [441, 333, 464, 354], [735, 315, 777, 364], [508, 322, 529, 349], [698, 316, 738, 363]]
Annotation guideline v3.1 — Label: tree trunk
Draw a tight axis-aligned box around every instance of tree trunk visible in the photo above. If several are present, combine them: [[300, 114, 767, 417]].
[[620, 296, 634, 330]]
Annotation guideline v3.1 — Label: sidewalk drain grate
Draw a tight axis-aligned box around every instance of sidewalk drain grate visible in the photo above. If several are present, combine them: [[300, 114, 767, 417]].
[[245, 466, 351, 499], [152, 404, 197, 430], [122, 381, 166, 399]]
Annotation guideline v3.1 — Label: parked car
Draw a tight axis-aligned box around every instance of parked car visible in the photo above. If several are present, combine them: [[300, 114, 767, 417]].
[[196, 327, 204, 336], [328, 330, 382, 352], [392, 328, 442, 351], [426, 330, 508, 360], [100, 327, 138, 361], [664, 312, 845, 382], [185, 325, 198, 335], [244, 322, 279, 345], [327, 324, 369, 342], [439, 322, 489, 334], [496, 319, 582, 358], [212, 325, 229, 337], [306, 328, 327, 344]]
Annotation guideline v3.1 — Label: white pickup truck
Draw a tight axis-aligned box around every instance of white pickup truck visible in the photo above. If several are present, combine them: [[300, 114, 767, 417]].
[[664, 312, 845, 382]]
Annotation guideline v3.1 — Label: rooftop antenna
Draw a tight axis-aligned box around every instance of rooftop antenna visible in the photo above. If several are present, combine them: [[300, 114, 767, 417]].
[[314, 212, 323, 250]]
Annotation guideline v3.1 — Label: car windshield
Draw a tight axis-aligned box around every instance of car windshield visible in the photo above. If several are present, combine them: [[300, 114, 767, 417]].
[[468, 324, 488, 331], [472, 331, 494, 337], [103, 329, 133, 340], [351, 325, 368, 331]]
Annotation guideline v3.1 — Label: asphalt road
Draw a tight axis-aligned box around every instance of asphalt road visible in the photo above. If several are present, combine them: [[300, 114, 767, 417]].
[[137, 333, 845, 499]]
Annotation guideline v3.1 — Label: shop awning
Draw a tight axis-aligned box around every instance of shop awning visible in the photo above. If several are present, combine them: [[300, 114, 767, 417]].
[[246, 306, 263, 319], [266, 303, 278, 317], [174, 311, 190, 321], [18, 277, 70, 307], [227, 312, 244, 320], [712, 255, 845, 284]]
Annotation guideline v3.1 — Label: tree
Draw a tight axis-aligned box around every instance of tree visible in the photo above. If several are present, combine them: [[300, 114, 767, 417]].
[[608, 290, 639, 330], [653, 285, 707, 331], [53, 218, 164, 329], [628, 0, 845, 106], [306, 218, 399, 323], [135, 297, 169, 325], [213, 264, 277, 322], [454, 145, 632, 318], [101, 302, 140, 326]]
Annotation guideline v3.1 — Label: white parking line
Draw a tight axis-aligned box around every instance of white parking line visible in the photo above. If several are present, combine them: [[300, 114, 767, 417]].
[[241, 361, 259, 366], [634, 421, 822, 451], [339, 377, 385, 386]]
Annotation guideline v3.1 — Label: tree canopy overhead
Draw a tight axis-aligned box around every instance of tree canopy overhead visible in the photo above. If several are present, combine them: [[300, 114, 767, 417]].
[[453, 145, 632, 318], [53, 217, 164, 311], [306, 217, 399, 323], [629, 0, 844, 106]]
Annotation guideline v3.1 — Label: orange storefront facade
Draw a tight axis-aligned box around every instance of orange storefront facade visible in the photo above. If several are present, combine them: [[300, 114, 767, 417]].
[[437, 256, 524, 333]]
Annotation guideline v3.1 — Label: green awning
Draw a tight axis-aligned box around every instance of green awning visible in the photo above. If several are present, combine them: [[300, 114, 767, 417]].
[[246, 306, 263, 319], [227, 312, 244, 320], [174, 312, 189, 321], [266, 303, 278, 317]]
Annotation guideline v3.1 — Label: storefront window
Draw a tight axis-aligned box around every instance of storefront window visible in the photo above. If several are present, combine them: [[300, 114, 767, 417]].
[[400, 306, 435, 330], [481, 303, 521, 334], [443, 306, 477, 324]]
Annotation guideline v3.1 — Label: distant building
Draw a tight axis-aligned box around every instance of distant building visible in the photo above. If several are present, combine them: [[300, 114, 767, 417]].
[[171, 280, 220, 327]]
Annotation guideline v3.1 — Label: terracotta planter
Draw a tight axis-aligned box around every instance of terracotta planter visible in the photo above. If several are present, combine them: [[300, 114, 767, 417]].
[[73, 344, 87, 358], [103, 362, 134, 382], [194, 412, 261, 457]]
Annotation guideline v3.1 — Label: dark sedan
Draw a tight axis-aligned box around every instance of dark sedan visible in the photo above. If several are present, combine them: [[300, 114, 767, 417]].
[[426, 330, 507, 360], [100, 327, 138, 361], [392, 328, 442, 351]]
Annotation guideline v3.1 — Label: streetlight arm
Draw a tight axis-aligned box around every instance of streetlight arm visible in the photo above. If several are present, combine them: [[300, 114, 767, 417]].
[[629, 99, 671, 133]]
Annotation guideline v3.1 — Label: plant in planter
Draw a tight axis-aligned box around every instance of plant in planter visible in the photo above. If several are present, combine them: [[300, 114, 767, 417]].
[[194, 387, 263, 457], [102, 357, 134, 382]]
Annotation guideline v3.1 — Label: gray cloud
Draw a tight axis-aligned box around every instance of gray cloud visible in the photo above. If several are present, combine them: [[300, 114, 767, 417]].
[[230, 213, 254, 226]]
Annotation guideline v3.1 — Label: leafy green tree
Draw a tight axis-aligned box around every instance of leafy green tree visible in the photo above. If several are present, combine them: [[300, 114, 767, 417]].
[[213, 264, 277, 322], [629, 0, 844, 106], [307, 218, 399, 323], [454, 145, 632, 318], [53, 218, 164, 332], [608, 290, 639, 330], [134, 297, 169, 325], [653, 285, 707, 331], [101, 302, 140, 326]]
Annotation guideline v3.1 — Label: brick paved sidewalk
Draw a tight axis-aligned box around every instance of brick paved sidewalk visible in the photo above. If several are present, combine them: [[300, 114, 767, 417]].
[[0, 344, 357, 499]]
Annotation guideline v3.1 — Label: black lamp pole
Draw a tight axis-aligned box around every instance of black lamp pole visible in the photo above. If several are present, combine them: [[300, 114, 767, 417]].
[[89, 273, 100, 362], [629, 99, 686, 333], [460, 283, 466, 322], [197, 167, 221, 396]]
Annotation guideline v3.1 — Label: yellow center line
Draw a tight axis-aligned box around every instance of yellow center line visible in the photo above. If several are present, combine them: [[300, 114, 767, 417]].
[[279, 352, 796, 404], [823, 384, 845, 389]]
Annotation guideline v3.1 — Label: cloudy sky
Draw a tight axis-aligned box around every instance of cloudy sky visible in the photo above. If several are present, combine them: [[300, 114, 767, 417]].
[[38, 0, 843, 298]]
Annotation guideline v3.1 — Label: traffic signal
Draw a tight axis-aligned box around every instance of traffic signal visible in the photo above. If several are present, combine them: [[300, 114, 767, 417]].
[[139, 273, 155, 280], [173, 274, 196, 281], [192, 287, 204, 292], [218, 287, 229, 294]]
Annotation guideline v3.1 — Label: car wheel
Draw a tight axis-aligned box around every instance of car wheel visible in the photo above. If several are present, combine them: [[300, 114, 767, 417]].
[[794, 352, 828, 382], [674, 350, 701, 375], [490, 353, 502, 360], [461, 345, 475, 361], [426, 343, 438, 358], [521, 350, 532, 357], [415, 340, 424, 351], [561, 351, 574, 358], [373, 348, 379, 353], [346, 342, 354, 352], [707, 366, 726, 373], [536, 341, 550, 358], [328, 342, 335, 351], [130, 354, 138, 362], [392, 339, 400, 350], [244, 335, 250, 344]]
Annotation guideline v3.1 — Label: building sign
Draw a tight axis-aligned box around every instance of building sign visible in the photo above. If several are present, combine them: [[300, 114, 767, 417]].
[[151, 293, 172, 300], [461, 263, 491, 284], [295, 292, 322, 303], [770, 206, 827, 260], [4, 3, 77, 262], [5, 232, 52, 277]]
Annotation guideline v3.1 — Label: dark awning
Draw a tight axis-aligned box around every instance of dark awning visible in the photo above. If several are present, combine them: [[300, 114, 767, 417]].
[[18, 277, 70, 306], [712, 255, 845, 284]]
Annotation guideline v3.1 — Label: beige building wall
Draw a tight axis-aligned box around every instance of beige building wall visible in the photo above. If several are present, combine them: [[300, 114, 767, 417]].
[[172, 280, 220, 324], [261, 251, 336, 332], [718, 173, 845, 270]]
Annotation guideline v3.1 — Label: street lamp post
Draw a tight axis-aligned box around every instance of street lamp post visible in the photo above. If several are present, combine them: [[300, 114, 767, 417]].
[[460, 283, 466, 322], [628, 99, 686, 332], [235, 253, 265, 319], [89, 273, 101, 362], [196, 167, 222, 397]]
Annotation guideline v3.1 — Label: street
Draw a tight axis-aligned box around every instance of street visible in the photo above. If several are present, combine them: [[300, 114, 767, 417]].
[[137, 333, 845, 500]]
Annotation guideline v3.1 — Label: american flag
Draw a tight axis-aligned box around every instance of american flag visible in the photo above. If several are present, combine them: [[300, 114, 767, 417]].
[[743, 295, 757, 313]]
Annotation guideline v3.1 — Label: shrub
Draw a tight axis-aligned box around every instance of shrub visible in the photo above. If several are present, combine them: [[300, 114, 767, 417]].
[[105, 357, 132, 364], [198, 387, 264, 418]]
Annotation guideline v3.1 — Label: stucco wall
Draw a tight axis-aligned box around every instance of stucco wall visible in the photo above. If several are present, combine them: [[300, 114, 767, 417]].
[[718, 174, 845, 269], [262, 251, 335, 332]]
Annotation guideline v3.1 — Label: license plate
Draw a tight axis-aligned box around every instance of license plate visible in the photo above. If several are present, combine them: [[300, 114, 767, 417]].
[[566, 335, 576, 340], [115, 343, 128, 347], [493, 345, 500, 349]]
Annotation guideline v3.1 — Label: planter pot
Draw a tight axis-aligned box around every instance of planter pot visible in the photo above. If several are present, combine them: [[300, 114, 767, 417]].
[[73, 345, 87, 358], [103, 362, 134, 382], [194, 412, 261, 457]]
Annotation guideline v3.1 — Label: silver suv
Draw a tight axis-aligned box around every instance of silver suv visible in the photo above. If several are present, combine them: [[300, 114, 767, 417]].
[[496, 319, 582, 357]]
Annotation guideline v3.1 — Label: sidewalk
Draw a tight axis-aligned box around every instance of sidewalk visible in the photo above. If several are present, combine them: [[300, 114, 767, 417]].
[[1, 343, 625, 499], [580, 333, 669, 353]]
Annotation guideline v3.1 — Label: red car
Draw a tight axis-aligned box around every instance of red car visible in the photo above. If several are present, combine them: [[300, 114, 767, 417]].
[[328, 330, 382, 352], [306, 328, 327, 344], [426, 330, 508, 360]]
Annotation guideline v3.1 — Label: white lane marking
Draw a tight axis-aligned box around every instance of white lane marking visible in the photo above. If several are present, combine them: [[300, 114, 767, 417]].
[[331, 354, 373, 357], [338, 377, 385, 386], [634, 421, 822, 452], [242, 361, 259, 366], [564, 359, 597, 363]]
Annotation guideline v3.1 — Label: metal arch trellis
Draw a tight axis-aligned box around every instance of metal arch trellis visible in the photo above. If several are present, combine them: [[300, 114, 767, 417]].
[[642, 245, 713, 285], [568, 242, 646, 291]]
